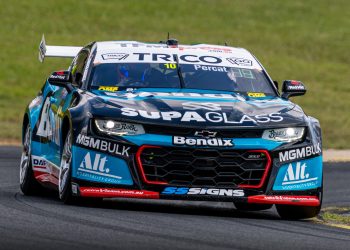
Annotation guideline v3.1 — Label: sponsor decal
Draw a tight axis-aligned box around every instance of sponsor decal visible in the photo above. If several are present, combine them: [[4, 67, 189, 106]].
[[97, 51, 256, 67], [114, 122, 142, 133], [262, 195, 317, 202], [273, 156, 322, 191], [267, 129, 289, 139], [182, 102, 221, 111], [173, 136, 233, 147], [49, 71, 70, 81], [282, 162, 316, 185], [194, 130, 217, 138], [95, 45, 260, 68], [246, 152, 265, 159], [162, 187, 244, 197], [119, 43, 168, 48], [36, 97, 53, 138], [49, 74, 66, 80], [279, 143, 321, 162], [121, 108, 284, 124], [179, 46, 233, 53], [102, 53, 129, 60], [105, 91, 237, 99], [285, 80, 305, 91], [95, 120, 145, 135], [131, 53, 223, 64], [79, 152, 117, 179], [76, 134, 130, 157], [248, 92, 266, 98], [39, 38, 46, 62], [226, 57, 252, 66], [263, 127, 304, 142], [36, 96, 62, 145], [287, 85, 305, 90], [115, 43, 233, 53], [248, 195, 320, 206], [32, 155, 49, 173], [72, 147, 133, 185], [194, 64, 228, 72], [79, 187, 159, 199], [98, 86, 119, 92], [32, 156, 47, 166]]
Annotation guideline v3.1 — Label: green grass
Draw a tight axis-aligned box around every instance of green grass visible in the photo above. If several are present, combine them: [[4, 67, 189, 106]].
[[0, 0, 349, 148], [319, 207, 350, 227]]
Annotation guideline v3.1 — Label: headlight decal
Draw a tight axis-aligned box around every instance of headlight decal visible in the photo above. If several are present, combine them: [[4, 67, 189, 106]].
[[95, 120, 145, 136], [262, 127, 304, 142]]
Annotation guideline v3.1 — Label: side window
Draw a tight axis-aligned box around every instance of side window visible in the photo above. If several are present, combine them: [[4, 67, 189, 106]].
[[70, 50, 89, 88]]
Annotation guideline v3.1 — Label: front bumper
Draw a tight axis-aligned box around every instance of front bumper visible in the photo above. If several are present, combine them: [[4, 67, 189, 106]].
[[76, 186, 320, 207], [71, 132, 323, 206]]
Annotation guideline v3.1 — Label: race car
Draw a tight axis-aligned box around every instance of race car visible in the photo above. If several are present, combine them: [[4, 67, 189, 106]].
[[20, 35, 323, 219]]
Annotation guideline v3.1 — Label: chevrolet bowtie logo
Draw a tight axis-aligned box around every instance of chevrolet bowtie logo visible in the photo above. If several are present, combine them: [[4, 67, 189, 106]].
[[194, 130, 217, 138]]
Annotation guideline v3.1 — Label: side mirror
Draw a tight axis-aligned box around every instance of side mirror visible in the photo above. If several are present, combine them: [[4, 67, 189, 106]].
[[48, 71, 74, 92], [281, 80, 306, 99]]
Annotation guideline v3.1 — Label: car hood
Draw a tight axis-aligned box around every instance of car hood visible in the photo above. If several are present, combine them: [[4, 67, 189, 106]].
[[89, 88, 306, 128]]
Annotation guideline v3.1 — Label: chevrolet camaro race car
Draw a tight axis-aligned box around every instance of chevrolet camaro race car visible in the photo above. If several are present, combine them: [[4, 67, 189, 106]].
[[20, 36, 323, 219]]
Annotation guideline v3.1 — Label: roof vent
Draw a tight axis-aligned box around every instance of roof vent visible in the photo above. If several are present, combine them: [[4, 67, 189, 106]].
[[166, 38, 178, 47]]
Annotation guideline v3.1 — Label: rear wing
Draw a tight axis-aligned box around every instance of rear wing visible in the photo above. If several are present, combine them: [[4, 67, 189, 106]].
[[38, 35, 83, 63]]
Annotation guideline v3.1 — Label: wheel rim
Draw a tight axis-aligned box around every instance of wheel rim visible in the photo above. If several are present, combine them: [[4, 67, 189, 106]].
[[20, 126, 31, 184], [59, 132, 72, 195]]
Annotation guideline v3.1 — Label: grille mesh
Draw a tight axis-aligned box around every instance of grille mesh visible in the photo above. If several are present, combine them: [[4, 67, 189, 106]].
[[138, 147, 269, 188]]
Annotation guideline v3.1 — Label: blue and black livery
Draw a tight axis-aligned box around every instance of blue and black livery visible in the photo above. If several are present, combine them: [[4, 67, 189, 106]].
[[19, 38, 323, 220]]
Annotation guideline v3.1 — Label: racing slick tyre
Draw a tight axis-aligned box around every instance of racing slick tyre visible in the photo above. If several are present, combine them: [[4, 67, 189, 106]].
[[20, 124, 42, 195], [276, 190, 322, 220], [59, 130, 76, 204], [234, 203, 273, 211], [276, 204, 321, 220]]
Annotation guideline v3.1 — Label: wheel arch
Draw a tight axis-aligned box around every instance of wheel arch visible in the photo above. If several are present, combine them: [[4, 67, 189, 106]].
[[61, 115, 72, 146], [22, 112, 30, 145]]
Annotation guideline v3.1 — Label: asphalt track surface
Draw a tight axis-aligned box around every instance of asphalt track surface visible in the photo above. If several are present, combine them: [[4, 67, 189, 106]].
[[0, 146, 349, 250]]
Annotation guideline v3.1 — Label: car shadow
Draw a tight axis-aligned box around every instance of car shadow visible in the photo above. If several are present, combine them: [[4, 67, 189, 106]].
[[90, 197, 281, 220]]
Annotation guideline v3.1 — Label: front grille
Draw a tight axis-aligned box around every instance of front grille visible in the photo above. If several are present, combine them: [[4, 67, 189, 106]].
[[137, 146, 271, 188], [143, 124, 263, 138]]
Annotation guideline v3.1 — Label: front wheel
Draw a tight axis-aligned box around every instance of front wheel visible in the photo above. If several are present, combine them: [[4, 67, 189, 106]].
[[276, 189, 322, 220], [276, 204, 321, 220]]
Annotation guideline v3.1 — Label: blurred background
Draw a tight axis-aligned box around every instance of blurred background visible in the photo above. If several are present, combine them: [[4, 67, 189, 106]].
[[0, 0, 349, 148]]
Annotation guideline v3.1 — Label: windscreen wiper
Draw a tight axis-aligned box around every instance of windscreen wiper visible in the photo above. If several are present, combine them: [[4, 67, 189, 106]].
[[174, 54, 185, 89]]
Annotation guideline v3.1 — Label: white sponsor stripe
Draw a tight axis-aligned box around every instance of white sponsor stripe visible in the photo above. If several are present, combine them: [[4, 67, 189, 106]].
[[77, 168, 122, 179], [32, 167, 50, 173], [33, 165, 46, 169], [282, 177, 318, 185]]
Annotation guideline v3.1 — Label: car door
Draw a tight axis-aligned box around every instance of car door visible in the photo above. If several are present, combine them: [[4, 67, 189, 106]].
[[53, 49, 91, 165]]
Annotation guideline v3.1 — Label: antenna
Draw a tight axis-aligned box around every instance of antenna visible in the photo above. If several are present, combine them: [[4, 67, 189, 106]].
[[160, 32, 171, 44]]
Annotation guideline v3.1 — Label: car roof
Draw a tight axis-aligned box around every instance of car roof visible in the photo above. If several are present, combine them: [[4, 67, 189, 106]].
[[95, 41, 249, 53]]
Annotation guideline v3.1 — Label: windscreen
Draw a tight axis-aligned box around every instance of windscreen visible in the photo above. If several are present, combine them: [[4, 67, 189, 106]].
[[89, 62, 276, 95]]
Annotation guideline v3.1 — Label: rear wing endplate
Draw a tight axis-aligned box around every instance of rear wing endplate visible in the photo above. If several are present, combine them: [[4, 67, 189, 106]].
[[38, 34, 83, 63]]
